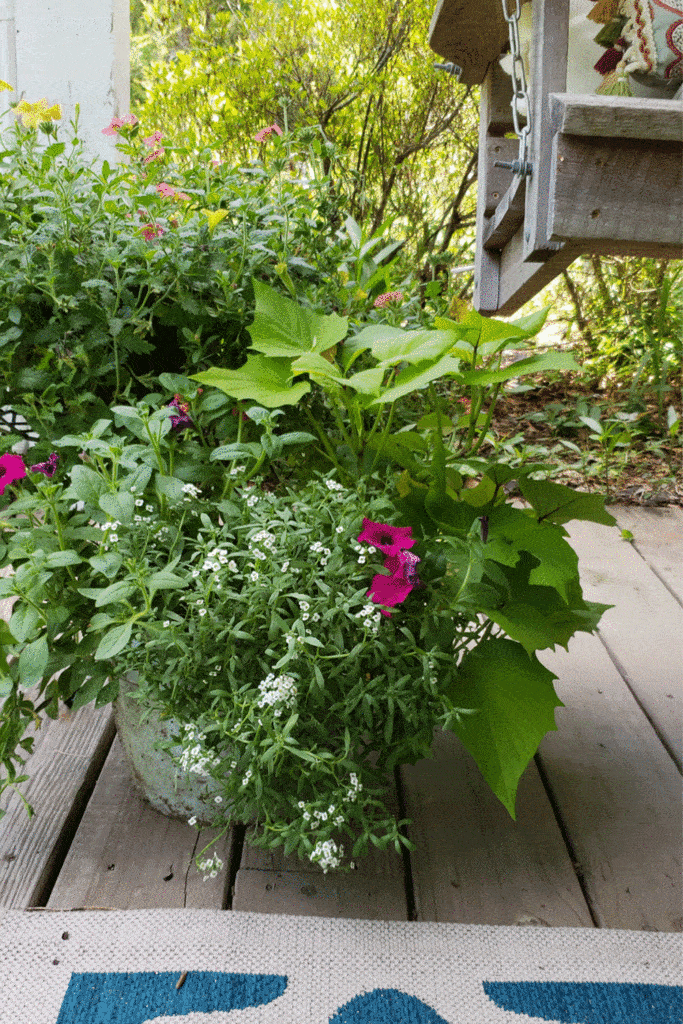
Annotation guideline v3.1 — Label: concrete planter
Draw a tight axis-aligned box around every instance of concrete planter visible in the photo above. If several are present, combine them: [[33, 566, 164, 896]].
[[112, 670, 236, 825]]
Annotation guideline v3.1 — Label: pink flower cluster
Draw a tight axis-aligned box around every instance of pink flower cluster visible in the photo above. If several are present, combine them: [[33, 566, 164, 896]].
[[373, 291, 404, 309], [255, 124, 283, 143], [356, 518, 425, 618]]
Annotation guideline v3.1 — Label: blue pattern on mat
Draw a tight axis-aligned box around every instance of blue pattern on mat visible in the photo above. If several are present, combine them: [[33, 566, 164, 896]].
[[483, 981, 683, 1023], [55, 972, 287, 1023], [53, 972, 683, 1023]]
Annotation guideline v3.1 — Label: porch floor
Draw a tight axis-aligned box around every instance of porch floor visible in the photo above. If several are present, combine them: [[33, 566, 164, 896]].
[[1, 505, 680, 930]]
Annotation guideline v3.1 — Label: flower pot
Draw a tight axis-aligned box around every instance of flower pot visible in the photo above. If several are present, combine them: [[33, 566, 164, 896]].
[[113, 670, 235, 826]]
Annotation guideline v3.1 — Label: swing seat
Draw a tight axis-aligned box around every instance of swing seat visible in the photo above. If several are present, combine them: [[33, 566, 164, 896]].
[[428, 0, 683, 315]]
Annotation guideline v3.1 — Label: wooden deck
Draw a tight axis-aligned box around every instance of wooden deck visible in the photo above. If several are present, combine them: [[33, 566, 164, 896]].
[[0, 505, 680, 930]]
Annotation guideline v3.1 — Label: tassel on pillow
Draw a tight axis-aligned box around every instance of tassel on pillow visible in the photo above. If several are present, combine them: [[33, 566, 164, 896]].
[[588, 0, 622, 24]]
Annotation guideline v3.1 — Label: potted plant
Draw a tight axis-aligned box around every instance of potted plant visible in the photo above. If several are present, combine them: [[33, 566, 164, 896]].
[[0, 301, 615, 880]]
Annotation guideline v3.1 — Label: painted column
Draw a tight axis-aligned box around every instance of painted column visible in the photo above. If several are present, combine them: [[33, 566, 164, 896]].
[[0, 0, 130, 172]]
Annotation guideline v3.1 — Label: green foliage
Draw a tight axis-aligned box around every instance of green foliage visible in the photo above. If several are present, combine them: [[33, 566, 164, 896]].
[[0, 99, 418, 460], [129, 0, 480, 281]]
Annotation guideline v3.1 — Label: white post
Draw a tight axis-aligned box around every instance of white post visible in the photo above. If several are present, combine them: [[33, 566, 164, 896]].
[[0, 0, 130, 173]]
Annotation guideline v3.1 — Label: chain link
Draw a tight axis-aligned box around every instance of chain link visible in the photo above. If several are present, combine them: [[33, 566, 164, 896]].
[[500, 0, 532, 176]]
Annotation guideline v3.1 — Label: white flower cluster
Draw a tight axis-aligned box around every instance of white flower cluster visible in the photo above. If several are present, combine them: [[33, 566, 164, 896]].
[[353, 601, 382, 634], [196, 852, 224, 881], [177, 722, 222, 777], [181, 482, 202, 499], [256, 671, 298, 716], [310, 838, 344, 873]]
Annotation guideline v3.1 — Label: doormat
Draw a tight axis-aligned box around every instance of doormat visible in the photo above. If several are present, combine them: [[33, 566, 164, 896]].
[[0, 908, 680, 1024]]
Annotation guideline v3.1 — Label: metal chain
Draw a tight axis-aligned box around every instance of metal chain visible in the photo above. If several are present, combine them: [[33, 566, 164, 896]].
[[498, 0, 533, 176]]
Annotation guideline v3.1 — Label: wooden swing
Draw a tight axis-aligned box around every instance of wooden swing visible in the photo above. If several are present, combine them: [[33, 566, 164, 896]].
[[428, 0, 683, 315]]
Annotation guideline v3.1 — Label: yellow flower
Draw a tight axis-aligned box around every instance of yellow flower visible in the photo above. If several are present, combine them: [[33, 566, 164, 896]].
[[354, 289, 368, 301], [274, 262, 288, 275], [339, 270, 349, 285], [0, 80, 13, 93], [15, 98, 62, 129]]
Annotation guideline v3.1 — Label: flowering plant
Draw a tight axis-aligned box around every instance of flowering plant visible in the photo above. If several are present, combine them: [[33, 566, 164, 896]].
[[0, 376, 615, 878], [0, 395, 503, 876]]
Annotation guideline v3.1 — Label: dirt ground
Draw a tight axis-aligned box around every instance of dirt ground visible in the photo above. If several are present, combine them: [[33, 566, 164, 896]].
[[488, 379, 682, 507]]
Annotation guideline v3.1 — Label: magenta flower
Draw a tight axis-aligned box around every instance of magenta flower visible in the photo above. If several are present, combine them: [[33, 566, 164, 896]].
[[373, 291, 404, 309], [143, 130, 164, 147], [0, 453, 27, 496], [167, 397, 193, 431], [357, 519, 417, 555], [30, 452, 60, 478], [255, 124, 283, 142], [357, 519, 423, 618]]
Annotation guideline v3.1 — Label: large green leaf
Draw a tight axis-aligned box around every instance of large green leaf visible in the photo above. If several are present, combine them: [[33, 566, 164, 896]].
[[95, 621, 133, 660], [444, 638, 563, 819], [459, 350, 579, 387], [487, 503, 579, 601], [247, 278, 348, 358], [190, 355, 311, 408], [364, 354, 462, 407], [351, 324, 465, 367], [519, 478, 618, 526]]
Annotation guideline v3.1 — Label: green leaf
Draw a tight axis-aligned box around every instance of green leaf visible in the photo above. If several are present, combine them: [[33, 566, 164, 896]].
[[18, 634, 49, 687], [487, 504, 579, 601], [44, 550, 82, 568], [519, 478, 617, 526], [248, 278, 348, 359], [63, 465, 109, 506], [190, 355, 311, 408], [98, 491, 135, 525], [444, 638, 564, 819], [147, 570, 187, 597], [364, 353, 462, 407], [459, 350, 579, 387], [95, 621, 133, 660], [77, 580, 136, 608]]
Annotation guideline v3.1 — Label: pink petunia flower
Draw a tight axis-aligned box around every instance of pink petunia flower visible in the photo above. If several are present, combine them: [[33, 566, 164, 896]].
[[373, 291, 404, 309], [0, 452, 27, 496], [254, 124, 283, 142], [143, 148, 165, 165], [357, 519, 423, 618], [30, 452, 60, 478]]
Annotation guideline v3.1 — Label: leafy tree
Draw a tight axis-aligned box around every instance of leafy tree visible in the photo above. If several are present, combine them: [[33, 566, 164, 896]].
[[129, 0, 479, 289]]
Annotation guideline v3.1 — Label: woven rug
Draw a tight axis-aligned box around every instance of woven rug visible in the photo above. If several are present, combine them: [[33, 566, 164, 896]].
[[0, 909, 680, 1024]]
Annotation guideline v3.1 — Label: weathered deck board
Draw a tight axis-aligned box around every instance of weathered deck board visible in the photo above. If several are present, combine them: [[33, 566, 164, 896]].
[[0, 696, 116, 909], [611, 506, 683, 606], [398, 727, 595, 927], [562, 516, 682, 772], [43, 734, 234, 910], [233, 752, 408, 919], [537, 631, 682, 932]]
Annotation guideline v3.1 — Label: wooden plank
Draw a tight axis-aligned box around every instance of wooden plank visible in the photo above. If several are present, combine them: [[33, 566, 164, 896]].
[[611, 506, 683, 606], [474, 67, 504, 314], [234, 746, 408, 919], [537, 630, 682, 932], [399, 726, 595, 926], [563, 516, 683, 773], [44, 734, 233, 910], [0, 696, 116, 909], [483, 174, 526, 250], [549, 93, 683, 143], [523, 0, 570, 260], [484, 137, 516, 216], [428, 0, 509, 87], [496, 223, 581, 316], [548, 134, 683, 253]]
